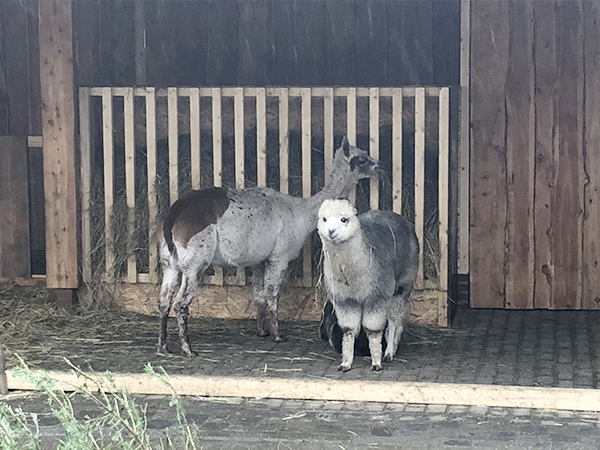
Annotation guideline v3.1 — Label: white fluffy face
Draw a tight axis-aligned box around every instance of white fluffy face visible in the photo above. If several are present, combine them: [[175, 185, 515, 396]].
[[317, 199, 360, 244]]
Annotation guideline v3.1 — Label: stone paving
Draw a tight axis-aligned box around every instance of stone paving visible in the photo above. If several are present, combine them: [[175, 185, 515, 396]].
[[6, 306, 599, 390], [3, 391, 600, 449]]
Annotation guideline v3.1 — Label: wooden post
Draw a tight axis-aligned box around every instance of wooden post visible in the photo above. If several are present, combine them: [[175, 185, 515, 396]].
[[39, 0, 79, 292]]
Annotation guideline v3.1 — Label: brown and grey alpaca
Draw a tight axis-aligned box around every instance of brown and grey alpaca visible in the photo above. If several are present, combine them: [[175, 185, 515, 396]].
[[158, 137, 380, 356], [317, 199, 419, 371]]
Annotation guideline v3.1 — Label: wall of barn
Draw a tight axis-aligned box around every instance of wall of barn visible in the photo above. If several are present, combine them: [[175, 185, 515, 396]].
[[469, 0, 600, 310]]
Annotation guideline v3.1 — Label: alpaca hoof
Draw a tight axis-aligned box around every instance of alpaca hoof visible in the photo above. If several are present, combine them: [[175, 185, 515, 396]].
[[337, 364, 352, 372], [157, 344, 172, 355], [181, 349, 198, 357], [257, 330, 270, 337], [383, 354, 393, 363], [370, 364, 383, 372], [273, 334, 286, 342]]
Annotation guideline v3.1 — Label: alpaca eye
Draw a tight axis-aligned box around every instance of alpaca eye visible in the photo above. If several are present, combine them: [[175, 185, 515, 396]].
[[322, 217, 327, 222], [357, 156, 368, 165], [340, 217, 348, 224]]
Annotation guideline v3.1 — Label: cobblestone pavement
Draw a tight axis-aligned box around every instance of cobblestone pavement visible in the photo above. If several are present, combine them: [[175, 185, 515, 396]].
[[3, 392, 600, 449], [6, 307, 599, 390]]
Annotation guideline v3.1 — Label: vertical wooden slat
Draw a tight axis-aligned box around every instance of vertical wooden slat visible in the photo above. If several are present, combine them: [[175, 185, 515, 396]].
[[124, 88, 137, 283], [438, 88, 450, 293], [414, 88, 426, 290], [279, 89, 289, 195], [369, 88, 380, 210], [146, 88, 158, 283], [324, 87, 334, 180], [582, 1, 600, 310], [190, 87, 201, 190], [79, 88, 92, 283], [301, 88, 312, 287], [553, 0, 584, 309], [469, 0, 509, 308], [347, 87, 357, 204], [256, 87, 267, 187], [212, 87, 223, 285], [458, 0, 471, 275], [233, 87, 246, 285], [533, 1, 556, 309], [504, 0, 535, 309], [39, 0, 79, 289], [102, 88, 115, 277], [392, 88, 403, 214], [168, 87, 179, 204], [0, 137, 30, 278]]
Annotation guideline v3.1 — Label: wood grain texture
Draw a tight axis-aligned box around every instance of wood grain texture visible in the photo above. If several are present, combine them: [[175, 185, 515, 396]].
[[238, 0, 272, 86], [533, 1, 557, 309], [294, 1, 330, 85], [0, 137, 30, 278], [552, 0, 584, 309], [469, 0, 509, 308], [582, 1, 600, 310], [504, 0, 535, 309], [39, 0, 79, 289], [326, 0, 356, 86], [355, 1, 388, 86]]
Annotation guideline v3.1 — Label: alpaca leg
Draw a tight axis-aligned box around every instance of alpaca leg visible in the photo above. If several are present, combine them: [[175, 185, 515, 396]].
[[256, 260, 288, 342], [157, 256, 179, 354], [252, 263, 269, 337], [335, 307, 361, 372], [383, 289, 411, 362], [365, 329, 384, 371], [363, 309, 387, 370], [172, 272, 200, 356]]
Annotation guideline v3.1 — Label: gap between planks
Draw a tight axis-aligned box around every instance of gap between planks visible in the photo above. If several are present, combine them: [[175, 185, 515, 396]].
[[6, 371, 600, 412]]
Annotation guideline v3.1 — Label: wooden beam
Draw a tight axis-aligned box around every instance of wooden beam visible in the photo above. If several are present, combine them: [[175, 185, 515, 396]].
[[39, 0, 78, 289], [6, 371, 600, 412], [0, 337, 7, 395], [0, 137, 30, 278]]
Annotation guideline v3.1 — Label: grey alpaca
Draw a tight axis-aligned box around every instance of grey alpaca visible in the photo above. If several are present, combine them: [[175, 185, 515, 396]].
[[158, 138, 380, 356], [317, 199, 419, 371]]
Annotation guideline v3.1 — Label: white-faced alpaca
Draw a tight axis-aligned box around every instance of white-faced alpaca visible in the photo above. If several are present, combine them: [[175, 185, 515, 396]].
[[159, 138, 380, 356], [317, 199, 419, 371]]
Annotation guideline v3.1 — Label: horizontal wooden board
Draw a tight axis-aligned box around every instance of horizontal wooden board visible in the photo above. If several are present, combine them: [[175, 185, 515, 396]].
[[7, 371, 600, 411]]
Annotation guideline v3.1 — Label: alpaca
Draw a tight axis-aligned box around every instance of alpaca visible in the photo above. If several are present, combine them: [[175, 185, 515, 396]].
[[158, 138, 380, 356], [317, 199, 419, 371]]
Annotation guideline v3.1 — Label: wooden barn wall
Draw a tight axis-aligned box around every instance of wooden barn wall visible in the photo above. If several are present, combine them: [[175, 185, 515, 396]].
[[0, 0, 44, 278], [72, 0, 460, 87], [470, 0, 600, 310]]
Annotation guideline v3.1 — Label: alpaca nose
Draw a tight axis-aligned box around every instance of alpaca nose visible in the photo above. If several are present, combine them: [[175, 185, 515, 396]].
[[328, 229, 336, 238]]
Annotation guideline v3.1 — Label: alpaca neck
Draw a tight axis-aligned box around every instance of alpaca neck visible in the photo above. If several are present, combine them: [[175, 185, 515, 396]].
[[307, 158, 355, 211]]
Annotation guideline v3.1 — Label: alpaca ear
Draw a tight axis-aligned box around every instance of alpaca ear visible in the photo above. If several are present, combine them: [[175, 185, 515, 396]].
[[342, 136, 350, 157]]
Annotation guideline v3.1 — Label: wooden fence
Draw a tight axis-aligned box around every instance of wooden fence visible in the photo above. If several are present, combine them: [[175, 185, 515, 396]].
[[79, 86, 450, 304]]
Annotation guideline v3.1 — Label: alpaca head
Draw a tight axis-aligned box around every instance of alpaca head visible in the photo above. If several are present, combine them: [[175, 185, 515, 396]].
[[332, 136, 381, 187], [317, 199, 361, 244]]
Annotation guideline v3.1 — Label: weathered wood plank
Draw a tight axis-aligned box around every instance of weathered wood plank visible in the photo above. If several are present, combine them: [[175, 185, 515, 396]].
[[392, 88, 403, 214], [533, 0, 557, 309], [102, 88, 115, 277], [552, 0, 584, 309], [355, 1, 388, 86], [326, 0, 356, 86], [134, 0, 146, 85], [369, 88, 380, 210], [438, 88, 450, 293], [79, 88, 92, 283], [27, 0, 42, 135], [211, 88, 224, 285], [582, 0, 600, 310], [168, 87, 179, 204], [414, 89, 426, 290], [0, 137, 30, 278], [347, 88, 357, 204], [39, 0, 79, 289], [278, 89, 289, 194], [294, 1, 330, 85], [504, 0, 535, 309], [3, 0, 30, 135], [270, 1, 296, 85], [124, 88, 137, 283], [469, 0, 509, 308], [256, 87, 267, 187], [145, 88, 158, 283], [324, 88, 334, 179], [238, 0, 272, 85], [301, 88, 312, 287], [190, 88, 201, 190], [205, 0, 238, 86]]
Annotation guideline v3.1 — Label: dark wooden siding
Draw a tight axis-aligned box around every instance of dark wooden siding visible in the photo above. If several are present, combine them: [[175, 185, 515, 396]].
[[73, 0, 461, 88], [470, 0, 600, 310]]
